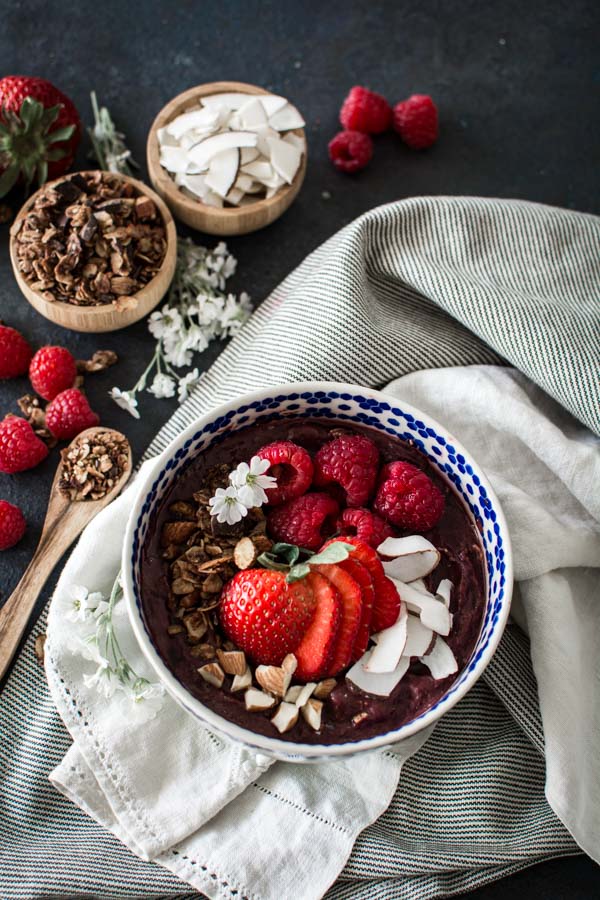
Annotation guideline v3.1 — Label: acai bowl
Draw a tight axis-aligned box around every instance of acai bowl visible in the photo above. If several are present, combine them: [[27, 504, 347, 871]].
[[123, 383, 512, 761]]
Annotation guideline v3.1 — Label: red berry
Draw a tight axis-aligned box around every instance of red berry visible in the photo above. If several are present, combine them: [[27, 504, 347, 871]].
[[374, 461, 445, 531], [256, 440, 313, 506], [328, 130, 373, 174], [0, 325, 33, 378], [323, 535, 400, 633], [312, 563, 362, 675], [268, 492, 339, 551], [29, 345, 77, 401], [0, 416, 49, 473], [294, 572, 341, 681], [313, 433, 379, 507], [337, 507, 394, 548], [220, 569, 316, 666], [45, 389, 99, 440], [340, 86, 392, 134], [0, 499, 26, 550], [393, 94, 438, 149]]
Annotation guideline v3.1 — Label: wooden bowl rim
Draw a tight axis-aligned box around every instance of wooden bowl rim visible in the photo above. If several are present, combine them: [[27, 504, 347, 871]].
[[9, 170, 177, 320], [146, 80, 307, 220]]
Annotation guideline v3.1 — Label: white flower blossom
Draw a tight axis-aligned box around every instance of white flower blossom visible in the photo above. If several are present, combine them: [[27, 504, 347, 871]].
[[148, 306, 184, 341], [83, 659, 119, 698], [182, 324, 210, 355], [65, 584, 105, 623], [120, 681, 165, 723], [164, 339, 193, 368], [230, 456, 277, 508], [209, 485, 248, 525], [178, 368, 200, 403], [109, 387, 140, 419], [73, 632, 108, 665], [148, 373, 176, 399]]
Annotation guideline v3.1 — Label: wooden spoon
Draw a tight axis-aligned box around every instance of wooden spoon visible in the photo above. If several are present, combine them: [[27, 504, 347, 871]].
[[0, 427, 132, 681]]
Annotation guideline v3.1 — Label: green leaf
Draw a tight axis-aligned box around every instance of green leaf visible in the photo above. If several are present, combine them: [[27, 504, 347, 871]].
[[45, 147, 67, 162], [20, 96, 44, 130], [0, 161, 20, 197], [256, 551, 289, 572], [48, 124, 75, 143], [40, 104, 61, 130], [306, 541, 355, 566], [286, 562, 311, 583]]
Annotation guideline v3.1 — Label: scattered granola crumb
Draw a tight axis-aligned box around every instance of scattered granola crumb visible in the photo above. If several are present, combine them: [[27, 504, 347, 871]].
[[76, 349, 119, 374], [58, 429, 130, 500]]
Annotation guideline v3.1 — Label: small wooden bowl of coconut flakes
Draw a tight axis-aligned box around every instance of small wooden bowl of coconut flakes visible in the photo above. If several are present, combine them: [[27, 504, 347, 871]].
[[147, 81, 307, 236]]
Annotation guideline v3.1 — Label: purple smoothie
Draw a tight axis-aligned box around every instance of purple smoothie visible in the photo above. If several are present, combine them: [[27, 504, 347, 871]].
[[140, 419, 486, 745]]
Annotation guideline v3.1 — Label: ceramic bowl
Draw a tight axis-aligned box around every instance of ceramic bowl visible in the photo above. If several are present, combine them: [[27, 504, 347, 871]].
[[123, 383, 513, 762], [146, 81, 307, 236], [9, 171, 177, 333]]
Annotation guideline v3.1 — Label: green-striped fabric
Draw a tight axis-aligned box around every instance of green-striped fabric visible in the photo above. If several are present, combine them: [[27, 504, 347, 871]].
[[1, 197, 598, 898]]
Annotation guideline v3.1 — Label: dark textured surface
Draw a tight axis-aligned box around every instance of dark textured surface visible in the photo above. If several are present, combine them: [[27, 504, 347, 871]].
[[0, 0, 598, 894]]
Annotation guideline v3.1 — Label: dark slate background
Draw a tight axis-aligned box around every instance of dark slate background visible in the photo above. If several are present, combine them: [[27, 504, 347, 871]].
[[0, 0, 599, 896]]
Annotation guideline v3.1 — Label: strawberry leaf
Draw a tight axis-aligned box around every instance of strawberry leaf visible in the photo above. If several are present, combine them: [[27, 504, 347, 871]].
[[306, 541, 354, 566], [49, 124, 75, 144]]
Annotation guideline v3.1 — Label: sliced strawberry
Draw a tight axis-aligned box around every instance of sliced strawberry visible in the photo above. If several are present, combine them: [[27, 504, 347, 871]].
[[312, 563, 362, 675], [342, 558, 375, 661], [322, 535, 401, 635], [294, 572, 341, 681]]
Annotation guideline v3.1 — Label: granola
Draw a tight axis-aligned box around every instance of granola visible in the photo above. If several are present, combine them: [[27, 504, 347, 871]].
[[58, 429, 130, 501], [13, 171, 167, 307]]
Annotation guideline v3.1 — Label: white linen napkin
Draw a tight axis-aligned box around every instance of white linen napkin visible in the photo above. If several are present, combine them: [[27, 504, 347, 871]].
[[46, 365, 600, 899]]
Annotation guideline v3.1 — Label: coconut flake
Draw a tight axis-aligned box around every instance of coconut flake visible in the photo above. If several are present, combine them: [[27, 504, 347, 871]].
[[419, 637, 458, 679], [187, 131, 258, 169], [258, 94, 288, 117], [238, 96, 268, 130], [402, 614, 435, 657], [436, 579, 453, 608], [201, 92, 255, 110], [268, 104, 305, 131], [204, 147, 240, 198], [283, 132, 306, 153], [391, 579, 452, 636], [346, 649, 410, 697], [240, 146, 260, 165], [241, 159, 275, 183], [166, 105, 221, 140], [159, 146, 190, 174], [379, 535, 441, 582], [266, 136, 301, 184], [364, 603, 408, 673]]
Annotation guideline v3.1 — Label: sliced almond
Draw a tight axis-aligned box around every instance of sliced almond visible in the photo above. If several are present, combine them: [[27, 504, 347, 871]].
[[197, 662, 225, 688], [365, 603, 408, 673], [436, 578, 453, 608], [245, 688, 276, 711], [187, 131, 257, 170], [217, 649, 247, 676], [256, 664, 292, 697], [266, 136, 301, 184], [313, 678, 337, 699], [391, 579, 452, 636], [233, 536, 258, 569], [402, 614, 435, 658], [378, 535, 441, 582], [286, 682, 315, 707], [231, 667, 253, 692], [271, 701, 299, 733], [268, 103, 305, 131], [419, 637, 458, 679], [346, 650, 410, 697], [205, 147, 240, 198], [301, 698, 323, 731]]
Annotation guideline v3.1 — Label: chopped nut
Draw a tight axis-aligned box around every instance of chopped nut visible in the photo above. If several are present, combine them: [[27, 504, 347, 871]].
[[217, 649, 247, 676], [285, 682, 315, 707], [256, 664, 292, 698], [34, 633, 46, 665], [352, 712, 368, 726], [198, 662, 225, 688], [169, 501, 197, 519], [189, 642, 216, 660], [161, 521, 198, 546], [313, 678, 337, 699], [167, 624, 185, 636], [271, 702, 299, 733], [172, 578, 198, 596], [233, 536, 257, 569], [183, 610, 208, 642], [76, 349, 119, 373], [281, 654, 298, 675], [301, 698, 323, 731], [245, 688, 276, 711], [231, 667, 253, 692]]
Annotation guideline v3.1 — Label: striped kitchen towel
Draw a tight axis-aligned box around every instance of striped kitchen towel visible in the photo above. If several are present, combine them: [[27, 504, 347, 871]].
[[1, 197, 598, 898]]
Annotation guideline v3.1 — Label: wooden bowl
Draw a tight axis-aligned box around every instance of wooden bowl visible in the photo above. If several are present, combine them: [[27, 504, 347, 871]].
[[146, 81, 307, 236], [9, 172, 177, 333]]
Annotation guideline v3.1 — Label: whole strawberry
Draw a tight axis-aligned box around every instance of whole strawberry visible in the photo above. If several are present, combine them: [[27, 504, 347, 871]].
[[220, 569, 316, 666], [0, 499, 26, 550], [0, 416, 49, 473], [0, 324, 33, 378], [393, 94, 438, 149], [29, 345, 77, 401], [0, 76, 80, 197], [340, 86, 392, 134], [45, 389, 99, 440]]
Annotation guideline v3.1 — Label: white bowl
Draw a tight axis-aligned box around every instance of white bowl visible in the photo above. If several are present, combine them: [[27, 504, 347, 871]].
[[123, 383, 513, 762]]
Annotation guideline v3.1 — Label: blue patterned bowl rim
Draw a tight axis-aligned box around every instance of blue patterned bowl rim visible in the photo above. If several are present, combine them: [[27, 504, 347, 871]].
[[123, 382, 513, 762]]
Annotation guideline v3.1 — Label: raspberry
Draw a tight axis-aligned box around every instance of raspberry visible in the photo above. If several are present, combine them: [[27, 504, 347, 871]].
[[0, 416, 49, 473], [393, 94, 438, 149], [337, 507, 394, 548], [0, 325, 33, 379], [340, 86, 392, 134], [328, 130, 373, 174], [268, 492, 339, 551], [313, 433, 379, 507], [374, 461, 445, 531], [256, 440, 313, 506], [45, 389, 99, 440], [29, 345, 77, 401], [0, 499, 26, 550]]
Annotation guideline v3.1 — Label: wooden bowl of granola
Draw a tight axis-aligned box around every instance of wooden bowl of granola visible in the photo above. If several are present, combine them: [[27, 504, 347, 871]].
[[9, 171, 177, 333], [146, 81, 307, 236]]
